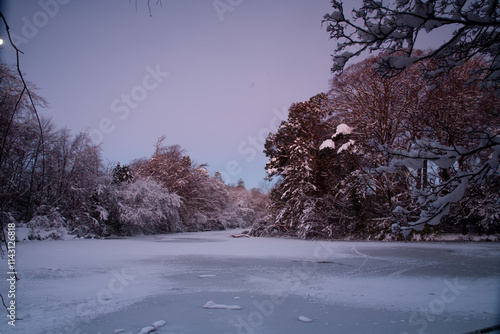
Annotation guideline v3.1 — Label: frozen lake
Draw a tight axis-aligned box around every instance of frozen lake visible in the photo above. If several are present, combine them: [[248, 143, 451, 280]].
[[1, 230, 499, 333]]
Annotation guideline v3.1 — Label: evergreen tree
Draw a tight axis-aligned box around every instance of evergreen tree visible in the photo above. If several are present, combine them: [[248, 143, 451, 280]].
[[260, 93, 334, 238], [112, 163, 133, 184]]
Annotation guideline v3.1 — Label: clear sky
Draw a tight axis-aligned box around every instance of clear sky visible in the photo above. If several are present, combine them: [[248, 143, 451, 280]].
[[1, 0, 338, 189]]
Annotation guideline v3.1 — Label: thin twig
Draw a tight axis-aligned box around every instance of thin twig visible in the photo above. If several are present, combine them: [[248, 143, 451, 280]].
[[0, 12, 46, 188], [0, 293, 8, 312]]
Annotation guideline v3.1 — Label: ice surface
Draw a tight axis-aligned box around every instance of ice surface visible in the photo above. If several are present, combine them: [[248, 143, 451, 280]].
[[0, 230, 499, 334]]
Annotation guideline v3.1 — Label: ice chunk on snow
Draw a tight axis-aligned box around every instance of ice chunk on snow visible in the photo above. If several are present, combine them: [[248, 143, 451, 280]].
[[137, 320, 166, 333], [298, 316, 313, 322], [203, 301, 242, 310], [138, 326, 155, 334], [152, 320, 166, 328]]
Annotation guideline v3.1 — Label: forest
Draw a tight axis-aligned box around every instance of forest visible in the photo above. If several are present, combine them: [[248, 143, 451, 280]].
[[251, 54, 500, 240], [0, 65, 269, 239], [2, 52, 499, 242]]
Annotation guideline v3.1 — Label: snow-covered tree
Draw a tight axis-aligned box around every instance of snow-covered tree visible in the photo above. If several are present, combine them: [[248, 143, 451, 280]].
[[114, 178, 182, 235], [256, 93, 335, 238], [0, 64, 48, 221], [112, 163, 133, 184], [323, 0, 500, 89], [132, 137, 260, 232], [323, 1, 500, 237]]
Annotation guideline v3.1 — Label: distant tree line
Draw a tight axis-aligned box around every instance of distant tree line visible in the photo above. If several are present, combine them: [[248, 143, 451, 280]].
[[2, 0, 499, 242], [0, 64, 268, 240]]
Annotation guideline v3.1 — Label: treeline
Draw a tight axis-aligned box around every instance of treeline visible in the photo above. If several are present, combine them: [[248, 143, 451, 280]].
[[2, 52, 499, 242], [250, 54, 500, 240], [0, 64, 268, 240]]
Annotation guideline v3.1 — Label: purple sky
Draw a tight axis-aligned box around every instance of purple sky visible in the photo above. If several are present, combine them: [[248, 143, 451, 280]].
[[1, 1, 451, 189], [1, 0, 338, 189]]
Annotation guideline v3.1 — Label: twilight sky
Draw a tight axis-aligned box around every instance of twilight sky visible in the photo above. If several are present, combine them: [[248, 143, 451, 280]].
[[1, 0, 339, 189]]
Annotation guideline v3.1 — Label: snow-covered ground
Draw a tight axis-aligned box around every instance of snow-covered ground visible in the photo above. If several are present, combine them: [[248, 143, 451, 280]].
[[1, 230, 499, 334]]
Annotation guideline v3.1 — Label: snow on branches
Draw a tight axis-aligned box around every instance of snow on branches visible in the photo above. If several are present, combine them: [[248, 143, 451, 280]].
[[380, 133, 500, 237], [323, 0, 500, 89]]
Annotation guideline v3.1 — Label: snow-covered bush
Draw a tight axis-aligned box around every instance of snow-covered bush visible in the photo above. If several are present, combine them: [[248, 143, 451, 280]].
[[25, 206, 70, 240], [112, 178, 182, 235]]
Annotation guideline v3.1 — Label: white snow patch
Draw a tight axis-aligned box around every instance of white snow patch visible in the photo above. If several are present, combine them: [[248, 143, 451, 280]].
[[298, 316, 313, 323], [198, 274, 216, 278], [337, 139, 356, 154], [152, 320, 166, 328], [333, 123, 353, 137], [138, 325, 156, 334], [319, 139, 335, 150], [203, 301, 242, 310]]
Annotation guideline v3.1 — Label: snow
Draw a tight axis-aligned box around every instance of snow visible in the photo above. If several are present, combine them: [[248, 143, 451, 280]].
[[203, 301, 242, 310], [337, 139, 355, 154], [335, 52, 354, 68], [320, 124, 355, 151], [152, 320, 166, 328], [319, 139, 335, 150], [138, 325, 155, 334], [298, 316, 313, 323], [326, 11, 343, 21], [333, 123, 353, 137], [1, 230, 499, 333]]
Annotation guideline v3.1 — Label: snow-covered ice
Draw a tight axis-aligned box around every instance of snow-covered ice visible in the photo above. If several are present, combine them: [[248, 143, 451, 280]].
[[0, 230, 499, 333]]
